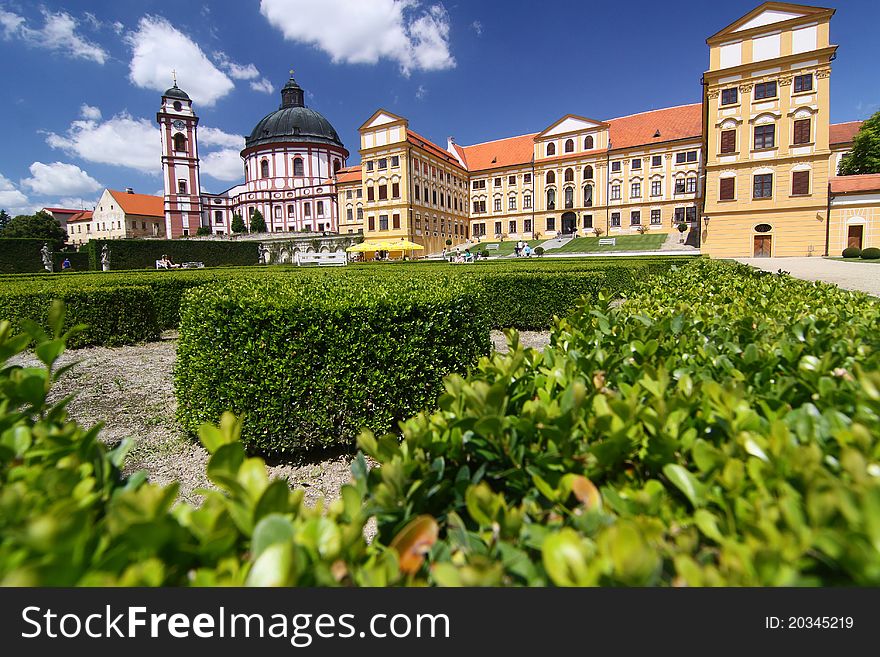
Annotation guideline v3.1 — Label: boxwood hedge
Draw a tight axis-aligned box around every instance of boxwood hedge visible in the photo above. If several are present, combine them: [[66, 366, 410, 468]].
[[0, 238, 50, 273], [85, 239, 260, 270], [175, 276, 490, 454]]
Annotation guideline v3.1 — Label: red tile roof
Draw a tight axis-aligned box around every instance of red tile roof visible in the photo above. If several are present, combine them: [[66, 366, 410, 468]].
[[830, 173, 880, 194], [606, 103, 703, 150], [456, 133, 538, 172], [42, 207, 84, 214], [336, 165, 362, 184], [406, 129, 464, 168], [830, 121, 862, 145], [67, 210, 93, 223], [108, 190, 163, 217]]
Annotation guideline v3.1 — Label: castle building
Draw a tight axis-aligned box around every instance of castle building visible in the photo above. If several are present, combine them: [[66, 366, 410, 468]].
[[157, 75, 347, 237], [66, 188, 165, 246]]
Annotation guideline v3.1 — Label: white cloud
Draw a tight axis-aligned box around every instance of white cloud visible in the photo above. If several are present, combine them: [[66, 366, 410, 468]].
[[250, 77, 274, 94], [47, 112, 160, 173], [199, 126, 245, 149], [22, 161, 102, 196], [0, 174, 30, 214], [201, 149, 244, 182], [58, 196, 97, 210], [112, 21, 124, 35], [471, 20, 482, 36], [415, 84, 427, 100], [0, 9, 108, 64], [259, 0, 455, 75], [126, 16, 234, 106], [213, 51, 260, 79], [79, 104, 102, 121]]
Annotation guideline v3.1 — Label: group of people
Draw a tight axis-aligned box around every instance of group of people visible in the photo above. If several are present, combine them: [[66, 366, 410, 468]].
[[513, 240, 533, 257], [157, 254, 181, 269], [443, 247, 481, 264]]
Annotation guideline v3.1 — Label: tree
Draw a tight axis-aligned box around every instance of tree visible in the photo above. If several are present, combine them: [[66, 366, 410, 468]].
[[0, 210, 67, 246], [249, 209, 267, 233], [196, 226, 212, 236], [231, 213, 246, 234], [838, 110, 880, 175], [0, 210, 10, 231]]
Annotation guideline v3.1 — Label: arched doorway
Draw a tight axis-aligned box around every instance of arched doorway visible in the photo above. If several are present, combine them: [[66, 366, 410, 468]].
[[561, 211, 577, 235]]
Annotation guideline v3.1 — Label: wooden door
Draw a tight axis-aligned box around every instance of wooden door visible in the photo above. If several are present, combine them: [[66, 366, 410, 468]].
[[753, 235, 772, 257], [848, 225, 864, 250]]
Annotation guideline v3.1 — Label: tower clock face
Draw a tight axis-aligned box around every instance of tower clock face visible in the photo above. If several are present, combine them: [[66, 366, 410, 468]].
[[172, 119, 186, 130]]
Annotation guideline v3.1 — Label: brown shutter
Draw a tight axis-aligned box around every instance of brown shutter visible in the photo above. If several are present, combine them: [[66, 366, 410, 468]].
[[720, 130, 736, 154], [719, 177, 735, 200], [793, 119, 811, 145], [792, 170, 810, 195]]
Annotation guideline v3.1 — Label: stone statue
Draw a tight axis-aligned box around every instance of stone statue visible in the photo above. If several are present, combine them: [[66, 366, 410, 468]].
[[258, 242, 268, 265], [101, 244, 111, 271], [40, 243, 52, 272]]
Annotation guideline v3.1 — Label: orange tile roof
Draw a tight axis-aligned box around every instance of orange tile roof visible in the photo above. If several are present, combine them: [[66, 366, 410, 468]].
[[406, 129, 464, 168], [830, 121, 862, 145], [457, 133, 538, 172], [336, 165, 362, 184], [606, 103, 702, 150], [108, 190, 164, 217], [830, 173, 880, 194], [67, 210, 93, 223]]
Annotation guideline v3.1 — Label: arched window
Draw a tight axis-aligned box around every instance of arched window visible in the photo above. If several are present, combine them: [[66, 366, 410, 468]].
[[564, 168, 574, 182], [546, 170, 556, 184], [333, 159, 341, 174], [584, 165, 593, 180], [293, 158, 304, 177], [173, 133, 187, 152], [546, 188, 556, 210], [564, 139, 574, 153], [584, 135, 594, 150], [260, 159, 270, 178], [564, 187, 574, 208], [546, 143, 556, 156], [584, 185, 593, 207]]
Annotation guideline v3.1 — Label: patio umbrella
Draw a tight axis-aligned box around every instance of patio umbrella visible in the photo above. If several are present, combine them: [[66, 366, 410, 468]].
[[346, 241, 384, 252]]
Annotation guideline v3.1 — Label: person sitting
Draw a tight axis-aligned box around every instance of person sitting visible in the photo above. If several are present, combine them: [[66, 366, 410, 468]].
[[522, 244, 533, 257], [61, 257, 71, 270], [463, 248, 475, 263]]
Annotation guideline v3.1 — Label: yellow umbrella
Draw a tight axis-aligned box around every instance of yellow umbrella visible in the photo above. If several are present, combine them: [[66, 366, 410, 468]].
[[376, 238, 424, 251], [346, 241, 384, 252]]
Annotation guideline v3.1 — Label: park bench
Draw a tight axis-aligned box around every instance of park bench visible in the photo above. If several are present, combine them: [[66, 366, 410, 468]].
[[598, 238, 616, 246], [294, 251, 347, 267], [485, 243, 500, 250], [156, 260, 204, 269]]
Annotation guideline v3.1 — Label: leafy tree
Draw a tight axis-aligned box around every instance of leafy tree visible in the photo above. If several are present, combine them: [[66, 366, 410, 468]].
[[838, 110, 880, 175], [0, 210, 67, 246], [231, 213, 246, 234], [196, 226, 212, 236], [249, 210, 267, 234], [0, 209, 10, 231]]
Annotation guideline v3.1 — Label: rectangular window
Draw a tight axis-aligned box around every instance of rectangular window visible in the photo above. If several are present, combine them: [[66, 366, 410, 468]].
[[509, 197, 516, 210], [508, 175, 516, 185], [368, 216, 375, 230], [494, 221, 502, 235], [753, 173, 773, 198], [392, 182, 400, 198], [524, 173, 532, 184], [686, 177, 696, 193], [754, 124, 776, 149], [720, 177, 736, 200], [686, 206, 697, 223], [720, 129, 737, 153], [651, 179, 662, 196], [583, 214, 593, 228], [346, 190, 353, 199], [791, 170, 810, 195], [675, 179, 686, 194], [754, 81, 777, 100], [650, 209, 661, 225], [377, 158, 387, 170], [392, 213, 400, 229], [675, 152, 686, 164], [317, 201, 324, 215], [546, 217, 555, 231], [793, 74, 813, 93], [651, 155, 662, 167], [367, 186, 375, 201], [524, 219, 532, 233], [494, 198, 502, 212], [631, 182, 641, 198], [432, 190, 437, 205], [366, 161, 374, 172], [721, 87, 738, 105], [494, 177, 502, 187], [509, 220, 516, 233], [611, 161, 621, 172], [304, 203, 311, 217], [356, 208, 363, 221], [686, 150, 697, 163], [610, 212, 621, 227], [793, 118, 811, 145], [378, 184, 388, 201], [630, 210, 641, 225], [391, 155, 400, 168], [611, 184, 621, 200], [177, 180, 187, 194], [379, 214, 389, 230], [414, 185, 420, 201], [674, 207, 685, 223], [356, 189, 362, 198], [523, 195, 532, 209], [631, 159, 642, 170], [346, 208, 353, 221], [472, 180, 486, 190]]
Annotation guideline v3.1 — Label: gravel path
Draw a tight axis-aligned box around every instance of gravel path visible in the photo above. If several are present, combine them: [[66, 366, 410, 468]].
[[737, 257, 880, 297], [9, 329, 551, 506]]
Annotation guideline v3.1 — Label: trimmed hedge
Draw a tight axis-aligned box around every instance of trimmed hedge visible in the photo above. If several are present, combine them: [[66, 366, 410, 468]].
[[52, 251, 90, 271], [842, 246, 861, 258], [0, 283, 159, 347], [175, 277, 491, 454], [0, 238, 49, 273], [85, 239, 260, 270], [861, 247, 880, 260]]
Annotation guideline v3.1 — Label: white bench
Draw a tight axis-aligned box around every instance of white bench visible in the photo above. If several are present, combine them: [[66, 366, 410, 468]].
[[485, 243, 500, 250], [294, 251, 347, 267], [156, 260, 203, 269], [598, 238, 616, 246]]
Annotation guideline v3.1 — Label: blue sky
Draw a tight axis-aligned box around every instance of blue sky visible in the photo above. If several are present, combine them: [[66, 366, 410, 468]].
[[1, 0, 878, 215]]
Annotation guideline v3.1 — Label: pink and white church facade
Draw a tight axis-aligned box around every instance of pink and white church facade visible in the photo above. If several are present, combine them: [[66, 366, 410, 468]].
[[156, 75, 349, 237]]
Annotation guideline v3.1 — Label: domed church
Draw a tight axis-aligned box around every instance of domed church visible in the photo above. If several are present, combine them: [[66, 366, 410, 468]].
[[157, 74, 348, 237]]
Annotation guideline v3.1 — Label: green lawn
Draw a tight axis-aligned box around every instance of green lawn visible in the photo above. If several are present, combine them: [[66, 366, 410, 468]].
[[472, 239, 545, 256], [828, 257, 880, 264], [552, 234, 668, 253]]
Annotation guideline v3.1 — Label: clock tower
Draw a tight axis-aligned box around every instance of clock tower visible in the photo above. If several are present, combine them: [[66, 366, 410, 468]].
[[157, 78, 203, 237]]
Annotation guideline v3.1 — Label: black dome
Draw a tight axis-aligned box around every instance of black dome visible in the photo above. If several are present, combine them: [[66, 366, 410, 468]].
[[163, 84, 190, 101], [244, 76, 343, 150]]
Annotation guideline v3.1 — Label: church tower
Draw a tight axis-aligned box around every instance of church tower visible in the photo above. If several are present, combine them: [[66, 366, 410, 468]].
[[157, 78, 203, 237]]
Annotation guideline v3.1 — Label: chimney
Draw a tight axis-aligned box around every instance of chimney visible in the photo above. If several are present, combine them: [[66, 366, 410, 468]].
[[125, 187, 134, 194]]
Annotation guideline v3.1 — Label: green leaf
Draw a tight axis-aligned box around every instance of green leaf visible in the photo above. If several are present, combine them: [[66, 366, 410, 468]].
[[252, 513, 295, 558], [246, 542, 294, 586], [663, 463, 704, 508]]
